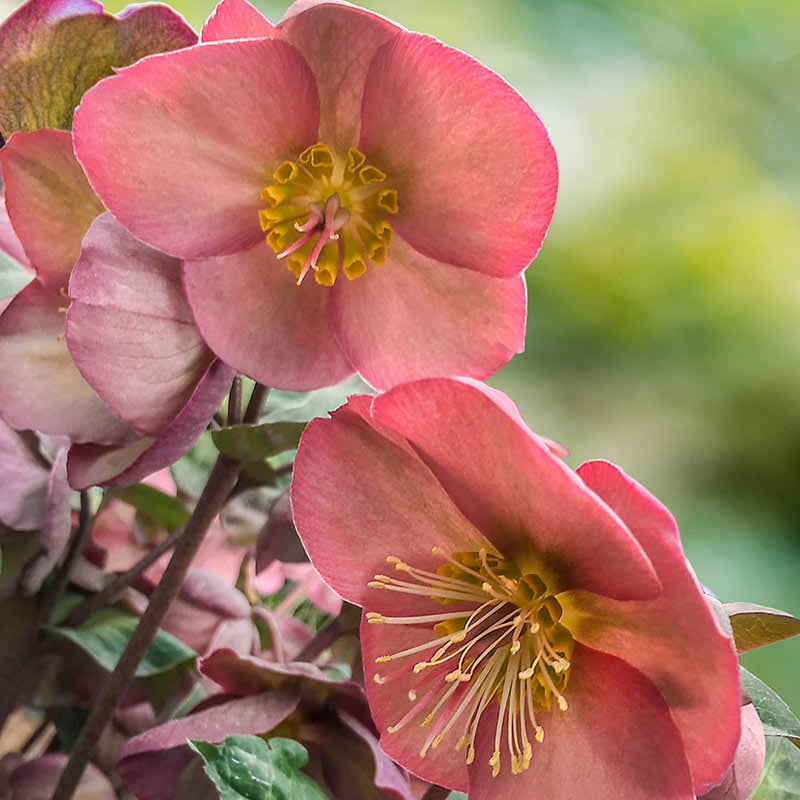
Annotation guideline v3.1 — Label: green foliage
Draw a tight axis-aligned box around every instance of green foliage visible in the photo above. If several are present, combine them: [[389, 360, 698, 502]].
[[749, 737, 800, 800], [742, 668, 800, 748], [48, 609, 196, 677], [727, 603, 800, 654], [112, 483, 189, 532], [212, 422, 306, 463], [188, 735, 328, 800]]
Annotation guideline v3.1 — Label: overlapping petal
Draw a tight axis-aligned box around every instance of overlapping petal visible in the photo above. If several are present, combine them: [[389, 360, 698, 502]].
[[360, 33, 557, 279], [67, 213, 215, 435], [201, 0, 274, 41], [73, 39, 320, 259], [370, 379, 660, 599], [562, 460, 742, 795], [183, 241, 353, 390], [330, 237, 526, 389]]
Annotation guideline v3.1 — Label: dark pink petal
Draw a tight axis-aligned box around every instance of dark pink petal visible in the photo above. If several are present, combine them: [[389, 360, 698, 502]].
[[360, 33, 557, 279], [117, 691, 300, 800], [67, 359, 233, 489], [371, 379, 660, 600], [183, 241, 353, 390], [0, 281, 135, 444], [9, 753, 115, 800], [291, 398, 495, 611], [0, 129, 103, 289], [0, 420, 49, 529], [275, 0, 401, 151], [73, 39, 319, 259], [66, 214, 215, 436], [563, 460, 741, 795], [701, 704, 766, 800], [466, 644, 694, 800], [201, 0, 274, 41], [360, 614, 468, 792], [331, 236, 526, 389]]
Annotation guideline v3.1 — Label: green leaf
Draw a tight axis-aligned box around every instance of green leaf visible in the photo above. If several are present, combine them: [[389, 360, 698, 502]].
[[48, 610, 195, 677], [726, 603, 800, 653], [188, 735, 328, 800], [0, 249, 31, 300], [263, 375, 373, 423], [212, 422, 306, 463], [111, 483, 189, 532], [749, 736, 800, 799], [171, 431, 219, 496], [742, 668, 800, 748], [0, 0, 196, 138]]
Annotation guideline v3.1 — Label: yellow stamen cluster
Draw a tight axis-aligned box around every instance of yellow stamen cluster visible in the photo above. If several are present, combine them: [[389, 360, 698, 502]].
[[368, 548, 573, 778], [259, 142, 398, 286]]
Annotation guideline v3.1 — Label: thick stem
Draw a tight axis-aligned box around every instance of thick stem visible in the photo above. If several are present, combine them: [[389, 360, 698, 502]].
[[52, 384, 268, 800]]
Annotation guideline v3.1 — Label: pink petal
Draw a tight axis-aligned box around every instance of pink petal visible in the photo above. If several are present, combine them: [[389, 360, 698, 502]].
[[0, 420, 49, 529], [73, 39, 319, 259], [562, 460, 742, 795], [201, 0, 274, 41], [0, 129, 103, 289], [331, 235, 526, 389], [10, 753, 115, 800], [371, 379, 660, 600], [275, 0, 402, 151], [66, 214, 215, 436], [291, 397, 495, 611], [0, 187, 30, 268], [702, 704, 766, 800], [359, 33, 557, 279], [466, 644, 694, 800], [0, 281, 135, 444], [182, 241, 354, 390], [67, 359, 233, 489]]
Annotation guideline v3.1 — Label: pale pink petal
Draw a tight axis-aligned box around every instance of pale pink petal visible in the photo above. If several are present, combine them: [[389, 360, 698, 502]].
[[275, 0, 401, 150], [66, 214, 214, 436], [291, 398, 495, 612], [10, 753, 115, 800], [360, 33, 557, 279], [0, 129, 103, 289], [0, 281, 135, 444], [371, 380, 660, 600], [183, 241, 353, 390], [702, 704, 766, 800], [562, 460, 741, 795], [0, 420, 49, 529], [331, 235, 526, 389], [201, 0, 274, 41], [73, 39, 319, 259], [360, 613, 468, 792], [466, 644, 694, 800], [67, 359, 233, 489], [0, 189, 30, 268]]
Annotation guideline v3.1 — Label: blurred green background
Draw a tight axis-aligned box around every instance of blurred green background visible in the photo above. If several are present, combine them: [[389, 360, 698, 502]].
[[5, 0, 797, 708]]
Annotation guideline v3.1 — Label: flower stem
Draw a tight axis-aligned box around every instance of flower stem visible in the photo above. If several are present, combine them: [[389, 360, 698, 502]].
[[52, 383, 268, 800]]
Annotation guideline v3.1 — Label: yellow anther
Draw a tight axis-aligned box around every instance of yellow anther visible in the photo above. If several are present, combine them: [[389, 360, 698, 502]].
[[387, 724, 401, 733], [445, 670, 462, 682], [372, 674, 386, 684], [359, 165, 386, 184], [466, 745, 476, 765], [374, 655, 391, 663], [510, 640, 521, 655], [373, 574, 392, 582], [367, 581, 386, 589], [395, 562, 410, 572], [421, 714, 433, 728], [408, 689, 417, 701], [377, 189, 398, 214], [385, 556, 401, 564], [413, 662, 429, 674], [431, 733, 445, 749], [365, 612, 383, 623], [489, 750, 501, 778], [455, 735, 470, 751], [535, 727, 544, 743], [557, 697, 569, 711], [273, 160, 300, 183], [519, 667, 536, 680], [346, 147, 366, 173], [450, 631, 466, 643]]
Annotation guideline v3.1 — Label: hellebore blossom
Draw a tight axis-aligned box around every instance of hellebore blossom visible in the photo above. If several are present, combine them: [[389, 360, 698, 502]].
[[291, 379, 742, 799], [73, 0, 557, 391]]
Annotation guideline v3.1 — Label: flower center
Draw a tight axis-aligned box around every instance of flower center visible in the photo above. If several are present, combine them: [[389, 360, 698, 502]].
[[367, 548, 573, 778], [259, 142, 398, 287]]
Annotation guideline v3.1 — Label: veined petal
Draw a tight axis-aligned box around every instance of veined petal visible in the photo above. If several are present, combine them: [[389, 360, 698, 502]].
[[73, 39, 320, 259], [0, 129, 103, 289], [467, 644, 695, 800], [330, 235, 526, 390], [201, 0, 274, 41], [0, 281, 134, 444], [291, 397, 495, 611], [563, 460, 741, 796], [66, 214, 214, 436], [371, 379, 661, 600], [360, 33, 557, 279], [183, 240, 354, 390], [276, 0, 402, 150]]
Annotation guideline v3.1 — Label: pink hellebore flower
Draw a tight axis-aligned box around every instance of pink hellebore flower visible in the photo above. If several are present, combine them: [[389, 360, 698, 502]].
[[291, 378, 742, 799], [73, 0, 557, 391]]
